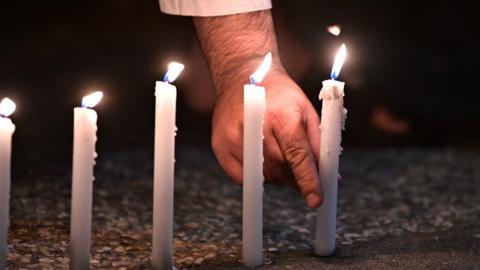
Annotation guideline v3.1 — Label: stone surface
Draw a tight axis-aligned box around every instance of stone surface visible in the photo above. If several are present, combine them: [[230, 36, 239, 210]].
[[6, 148, 480, 269]]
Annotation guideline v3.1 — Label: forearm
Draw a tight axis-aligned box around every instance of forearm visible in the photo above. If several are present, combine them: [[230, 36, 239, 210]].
[[193, 10, 284, 93]]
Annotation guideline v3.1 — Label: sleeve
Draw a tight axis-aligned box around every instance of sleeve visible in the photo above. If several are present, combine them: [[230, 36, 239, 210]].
[[159, 0, 272, 17]]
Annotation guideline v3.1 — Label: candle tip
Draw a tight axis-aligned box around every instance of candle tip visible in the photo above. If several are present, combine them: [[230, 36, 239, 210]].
[[327, 25, 341, 36], [331, 44, 347, 80], [164, 62, 185, 83], [250, 52, 272, 85], [0, 97, 16, 117], [81, 91, 103, 108]]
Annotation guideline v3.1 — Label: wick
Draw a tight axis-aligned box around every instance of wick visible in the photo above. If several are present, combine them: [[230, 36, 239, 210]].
[[331, 70, 339, 81], [250, 77, 257, 85], [163, 74, 170, 83]]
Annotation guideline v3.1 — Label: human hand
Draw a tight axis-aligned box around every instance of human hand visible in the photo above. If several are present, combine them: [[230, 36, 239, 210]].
[[212, 68, 322, 208]]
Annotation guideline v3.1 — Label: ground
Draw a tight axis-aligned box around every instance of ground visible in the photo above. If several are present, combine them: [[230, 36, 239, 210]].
[[6, 147, 480, 269]]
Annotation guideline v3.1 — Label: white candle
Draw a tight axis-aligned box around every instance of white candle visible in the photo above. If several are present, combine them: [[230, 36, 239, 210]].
[[243, 53, 271, 268], [0, 98, 15, 269], [152, 62, 184, 270], [316, 44, 347, 256], [70, 91, 103, 270]]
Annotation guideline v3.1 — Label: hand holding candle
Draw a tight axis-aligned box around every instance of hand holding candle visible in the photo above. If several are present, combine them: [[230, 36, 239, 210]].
[[316, 44, 347, 256], [70, 91, 103, 270], [0, 98, 15, 270]]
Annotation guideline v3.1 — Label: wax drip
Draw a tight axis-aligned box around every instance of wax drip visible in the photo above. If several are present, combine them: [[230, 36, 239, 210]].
[[319, 85, 345, 101], [341, 108, 348, 131]]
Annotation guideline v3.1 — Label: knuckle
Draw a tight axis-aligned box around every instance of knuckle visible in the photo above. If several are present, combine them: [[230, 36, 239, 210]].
[[284, 145, 309, 169]]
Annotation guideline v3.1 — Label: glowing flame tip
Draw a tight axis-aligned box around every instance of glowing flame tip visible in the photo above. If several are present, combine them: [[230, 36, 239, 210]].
[[81, 91, 103, 108], [331, 44, 347, 80], [327, 25, 341, 36], [164, 62, 185, 83], [250, 52, 272, 84], [0, 98, 16, 117]]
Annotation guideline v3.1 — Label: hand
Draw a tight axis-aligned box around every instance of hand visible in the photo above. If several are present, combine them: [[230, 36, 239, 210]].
[[193, 10, 322, 208], [211, 69, 322, 208]]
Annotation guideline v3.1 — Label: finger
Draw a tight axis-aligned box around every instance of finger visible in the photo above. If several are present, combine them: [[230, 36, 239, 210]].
[[273, 117, 322, 208], [263, 132, 298, 189], [216, 154, 243, 185], [305, 105, 321, 165]]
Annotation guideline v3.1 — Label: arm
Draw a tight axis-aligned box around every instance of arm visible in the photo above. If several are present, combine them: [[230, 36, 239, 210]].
[[194, 10, 323, 208]]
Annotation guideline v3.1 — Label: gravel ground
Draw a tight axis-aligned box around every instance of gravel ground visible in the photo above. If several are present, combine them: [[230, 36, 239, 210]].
[[6, 147, 480, 269]]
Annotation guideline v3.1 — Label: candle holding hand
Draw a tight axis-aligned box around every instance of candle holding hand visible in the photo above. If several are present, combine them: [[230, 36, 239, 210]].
[[70, 91, 103, 270], [0, 98, 15, 270], [152, 62, 184, 270], [316, 44, 347, 256]]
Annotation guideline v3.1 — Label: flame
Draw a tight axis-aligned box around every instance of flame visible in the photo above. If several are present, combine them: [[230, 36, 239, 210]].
[[0, 98, 16, 117], [327, 25, 341, 36], [81, 91, 103, 108], [331, 44, 347, 80], [250, 52, 272, 84], [163, 62, 185, 83]]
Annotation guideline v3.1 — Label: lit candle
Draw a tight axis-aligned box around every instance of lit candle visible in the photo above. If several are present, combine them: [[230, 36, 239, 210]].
[[316, 44, 347, 256], [152, 62, 184, 270], [243, 53, 271, 268], [70, 91, 103, 270], [0, 98, 15, 270]]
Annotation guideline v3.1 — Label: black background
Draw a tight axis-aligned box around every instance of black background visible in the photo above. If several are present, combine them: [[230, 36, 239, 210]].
[[0, 0, 478, 163]]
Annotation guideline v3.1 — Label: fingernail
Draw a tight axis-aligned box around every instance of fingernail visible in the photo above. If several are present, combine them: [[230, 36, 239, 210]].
[[306, 193, 321, 208]]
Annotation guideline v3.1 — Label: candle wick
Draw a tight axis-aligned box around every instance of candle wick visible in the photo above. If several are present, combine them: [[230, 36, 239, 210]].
[[250, 77, 257, 85], [163, 74, 170, 83]]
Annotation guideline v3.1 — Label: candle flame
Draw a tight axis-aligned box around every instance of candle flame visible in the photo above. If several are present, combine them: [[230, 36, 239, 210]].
[[81, 91, 103, 108], [327, 25, 341, 36], [331, 44, 347, 80], [0, 98, 16, 117], [163, 62, 185, 83], [250, 52, 272, 85]]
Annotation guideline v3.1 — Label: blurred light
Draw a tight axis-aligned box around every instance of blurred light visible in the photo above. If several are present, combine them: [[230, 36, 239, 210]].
[[327, 25, 341, 36], [163, 62, 185, 83], [250, 52, 272, 84], [331, 44, 347, 80], [0, 98, 16, 117], [81, 91, 103, 108]]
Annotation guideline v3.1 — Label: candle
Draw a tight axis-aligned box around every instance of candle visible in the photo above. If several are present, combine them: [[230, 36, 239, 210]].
[[316, 44, 347, 256], [243, 53, 271, 268], [0, 98, 15, 269], [152, 62, 184, 270], [70, 91, 103, 270]]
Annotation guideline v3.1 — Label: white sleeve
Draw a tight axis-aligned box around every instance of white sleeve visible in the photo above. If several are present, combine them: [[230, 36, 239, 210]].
[[159, 0, 272, 17]]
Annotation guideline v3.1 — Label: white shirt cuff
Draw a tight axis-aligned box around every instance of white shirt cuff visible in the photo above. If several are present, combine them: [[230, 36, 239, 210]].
[[159, 0, 272, 17]]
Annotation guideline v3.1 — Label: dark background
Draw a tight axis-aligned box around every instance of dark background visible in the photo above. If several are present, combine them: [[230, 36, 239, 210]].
[[0, 0, 478, 164]]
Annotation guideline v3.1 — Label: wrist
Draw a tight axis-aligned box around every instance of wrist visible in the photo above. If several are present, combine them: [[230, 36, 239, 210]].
[[193, 10, 286, 94]]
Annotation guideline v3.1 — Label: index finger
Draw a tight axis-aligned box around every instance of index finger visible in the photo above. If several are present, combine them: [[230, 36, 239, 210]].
[[273, 115, 322, 208]]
